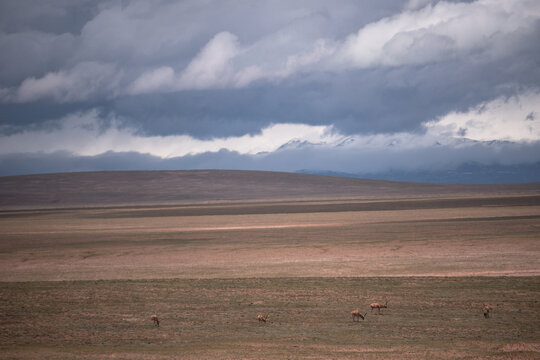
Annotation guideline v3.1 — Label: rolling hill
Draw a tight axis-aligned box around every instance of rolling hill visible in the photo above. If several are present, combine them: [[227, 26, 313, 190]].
[[1, 170, 539, 209]]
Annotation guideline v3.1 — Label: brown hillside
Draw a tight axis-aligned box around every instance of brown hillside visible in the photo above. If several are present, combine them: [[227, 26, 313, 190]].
[[0, 170, 539, 209]]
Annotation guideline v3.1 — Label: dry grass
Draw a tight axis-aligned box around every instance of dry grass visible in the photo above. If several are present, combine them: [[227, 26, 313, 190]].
[[1, 170, 539, 209], [0, 277, 539, 359], [0, 198, 539, 281], [0, 171, 539, 358]]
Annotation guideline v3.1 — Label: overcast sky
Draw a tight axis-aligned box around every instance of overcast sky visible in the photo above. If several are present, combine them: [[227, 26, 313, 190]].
[[1, 0, 539, 178]]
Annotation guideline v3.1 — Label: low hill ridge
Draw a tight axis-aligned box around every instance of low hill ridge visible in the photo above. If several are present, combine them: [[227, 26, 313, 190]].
[[1, 170, 539, 209]]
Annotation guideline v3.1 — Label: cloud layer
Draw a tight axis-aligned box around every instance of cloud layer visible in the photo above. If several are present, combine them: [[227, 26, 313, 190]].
[[3, 0, 538, 101], [0, 0, 539, 179], [1, 91, 538, 172]]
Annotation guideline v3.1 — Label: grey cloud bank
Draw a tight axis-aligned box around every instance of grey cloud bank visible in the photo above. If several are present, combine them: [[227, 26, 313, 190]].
[[2, 141, 539, 183], [0, 0, 539, 182]]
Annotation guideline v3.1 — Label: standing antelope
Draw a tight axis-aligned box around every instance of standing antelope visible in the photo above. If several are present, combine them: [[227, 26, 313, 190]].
[[483, 304, 492, 319], [370, 300, 388, 314], [151, 314, 160, 327], [351, 310, 367, 321], [257, 314, 269, 323]]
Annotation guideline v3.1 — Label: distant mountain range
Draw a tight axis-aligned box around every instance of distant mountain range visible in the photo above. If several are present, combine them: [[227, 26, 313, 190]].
[[298, 162, 540, 184]]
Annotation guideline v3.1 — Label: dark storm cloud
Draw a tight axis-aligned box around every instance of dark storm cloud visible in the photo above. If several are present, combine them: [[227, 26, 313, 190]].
[[0, 0, 400, 85], [1, 0, 538, 136], [4, 49, 538, 139], [2, 140, 539, 180], [0, 0, 408, 135], [0, 0, 539, 178], [95, 47, 540, 138], [0, 0, 99, 34]]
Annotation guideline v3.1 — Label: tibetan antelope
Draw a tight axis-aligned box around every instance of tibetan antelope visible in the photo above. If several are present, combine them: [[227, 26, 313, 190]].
[[351, 310, 367, 321], [370, 300, 388, 314], [151, 314, 160, 327], [257, 314, 269, 323], [483, 304, 492, 319]]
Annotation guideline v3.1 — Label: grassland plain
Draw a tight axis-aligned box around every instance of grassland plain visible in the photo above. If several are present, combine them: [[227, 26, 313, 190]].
[[1, 171, 539, 359], [1, 197, 539, 281], [0, 277, 539, 359]]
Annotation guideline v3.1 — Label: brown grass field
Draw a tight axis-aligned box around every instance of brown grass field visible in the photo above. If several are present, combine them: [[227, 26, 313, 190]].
[[0, 171, 539, 359]]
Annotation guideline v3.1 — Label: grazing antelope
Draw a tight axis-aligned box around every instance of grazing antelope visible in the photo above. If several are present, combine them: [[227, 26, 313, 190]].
[[151, 314, 160, 327], [351, 310, 367, 321], [257, 314, 269, 323], [370, 300, 388, 314], [483, 304, 492, 319]]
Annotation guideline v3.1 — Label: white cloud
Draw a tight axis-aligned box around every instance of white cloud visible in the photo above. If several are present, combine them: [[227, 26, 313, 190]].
[[279, 39, 337, 78], [0, 109, 343, 157], [13, 62, 120, 103], [337, 0, 540, 68], [1, 89, 539, 176], [128, 30, 332, 94], [127, 0, 540, 94], [2, 90, 538, 159], [128, 32, 245, 94], [4, 0, 540, 100], [425, 91, 540, 142], [178, 31, 240, 89], [128, 66, 175, 94]]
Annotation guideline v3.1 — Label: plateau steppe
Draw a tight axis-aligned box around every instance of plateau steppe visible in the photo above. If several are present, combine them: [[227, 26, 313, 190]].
[[1, 171, 539, 359]]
